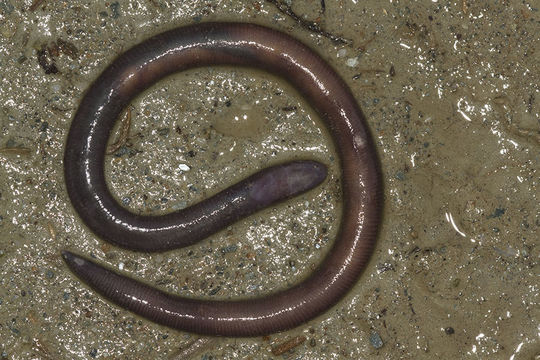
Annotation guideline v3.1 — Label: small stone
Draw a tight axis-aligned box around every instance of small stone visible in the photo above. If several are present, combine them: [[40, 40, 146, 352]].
[[208, 286, 221, 296], [39, 121, 49, 132], [346, 57, 359, 67], [178, 164, 190, 171], [110, 2, 120, 18], [89, 348, 97, 358], [0, 0, 14, 15], [369, 331, 383, 349], [157, 127, 170, 136], [487, 207, 506, 219], [220, 244, 237, 254], [172, 200, 187, 210], [50, 83, 61, 93], [445, 327, 455, 335], [337, 48, 347, 58], [46, 270, 54, 279]]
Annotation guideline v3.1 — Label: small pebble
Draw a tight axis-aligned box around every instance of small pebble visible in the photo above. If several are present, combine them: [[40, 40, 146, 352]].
[[487, 207, 506, 218], [369, 331, 383, 349], [157, 127, 170, 136], [220, 244, 237, 254], [118, 262, 124, 270], [50, 83, 61, 93], [288, 260, 296, 267], [89, 348, 97, 358], [178, 163, 190, 172], [395, 171, 405, 181], [110, 2, 120, 18], [46, 270, 54, 279], [172, 200, 187, 210], [346, 57, 359, 67], [337, 48, 347, 58], [39, 122, 49, 132], [445, 327, 455, 335], [208, 286, 221, 296]]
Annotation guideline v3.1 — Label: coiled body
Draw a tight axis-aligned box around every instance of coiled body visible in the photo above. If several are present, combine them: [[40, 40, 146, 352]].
[[63, 22, 382, 337]]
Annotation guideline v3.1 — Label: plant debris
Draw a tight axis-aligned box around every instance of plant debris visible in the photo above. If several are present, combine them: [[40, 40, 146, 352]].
[[265, 0, 351, 45]]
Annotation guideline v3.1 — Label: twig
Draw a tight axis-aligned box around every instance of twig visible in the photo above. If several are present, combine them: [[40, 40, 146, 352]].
[[265, 0, 351, 45], [168, 337, 215, 360], [32, 338, 55, 360], [0, 147, 31, 155], [107, 107, 132, 154], [29, 0, 47, 11], [271, 335, 306, 356]]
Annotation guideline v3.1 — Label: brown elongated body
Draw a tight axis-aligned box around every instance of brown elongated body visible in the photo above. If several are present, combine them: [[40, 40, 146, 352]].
[[63, 22, 382, 337]]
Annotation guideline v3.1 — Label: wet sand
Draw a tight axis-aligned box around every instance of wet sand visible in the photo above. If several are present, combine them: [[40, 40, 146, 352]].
[[0, 0, 538, 359]]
